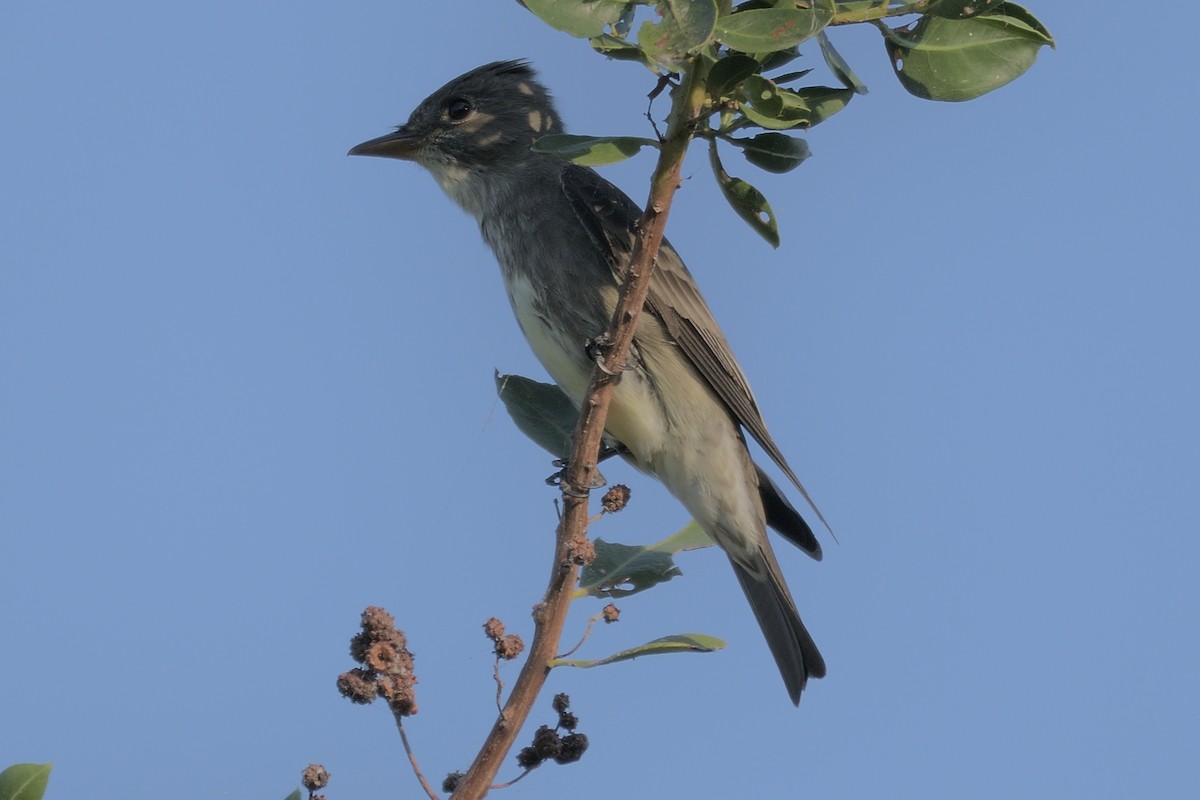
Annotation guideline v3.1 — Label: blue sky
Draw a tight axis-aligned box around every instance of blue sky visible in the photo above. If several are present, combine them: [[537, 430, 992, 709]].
[[3, 2, 1196, 798]]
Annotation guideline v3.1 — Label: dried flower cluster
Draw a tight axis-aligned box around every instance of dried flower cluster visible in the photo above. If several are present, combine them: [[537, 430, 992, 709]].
[[515, 693, 589, 770], [337, 605, 418, 716]]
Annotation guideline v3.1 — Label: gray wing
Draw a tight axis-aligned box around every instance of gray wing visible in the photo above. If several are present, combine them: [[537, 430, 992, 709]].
[[559, 163, 830, 536]]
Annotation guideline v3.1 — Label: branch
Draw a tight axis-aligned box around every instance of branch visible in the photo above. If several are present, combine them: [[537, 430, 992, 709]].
[[449, 61, 710, 800]]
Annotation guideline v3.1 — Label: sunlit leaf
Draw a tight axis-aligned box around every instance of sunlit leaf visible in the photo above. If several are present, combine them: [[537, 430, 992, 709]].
[[714, 7, 832, 53], [551, 634, 726, 668], [590, 33, 648, 64], [883, 2, 1054, 102], [638, 0, 718, 73], [648, 520, 714, 553], [495, 372, 578, 459], [520, 0, 635, 38], [0, 764, 52, 800], [533, 133, 660, 166]]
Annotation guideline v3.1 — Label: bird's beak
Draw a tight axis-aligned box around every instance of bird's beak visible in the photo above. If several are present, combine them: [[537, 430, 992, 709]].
[[347, 127, 422, 160]]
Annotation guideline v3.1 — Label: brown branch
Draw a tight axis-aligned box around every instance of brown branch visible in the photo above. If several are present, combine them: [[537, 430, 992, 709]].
[[448, 62, 710, 800]]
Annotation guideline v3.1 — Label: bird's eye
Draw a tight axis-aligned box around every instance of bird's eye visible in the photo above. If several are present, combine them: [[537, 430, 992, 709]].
[[446, 98, 473, 121]]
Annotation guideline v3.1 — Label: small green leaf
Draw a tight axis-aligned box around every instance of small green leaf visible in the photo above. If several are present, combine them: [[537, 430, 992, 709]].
[[579, 538, 684, 598], [709, 141, 779, 247], [648, 520, 714, 554], [0, 764, 53, 800], [495, 372, 578, 459], [520, 0, 635, 38], [590, 33, 648, 64], [282, 791, 303, 800], [817, 31, 868, 94], [714, 7, 832, 53], [706, 53, 760, 100], [787, 85, 854, 127], [533, 133, 660, 166], [727, 132, 811, 174], [551, 633, 726, 668], [883, 3, 1054, 102], [637, 0, 718, 73]]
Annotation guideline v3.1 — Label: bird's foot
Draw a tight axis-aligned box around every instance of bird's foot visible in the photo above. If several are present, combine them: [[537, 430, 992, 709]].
[[546, 458, 608, 495], [586, 336, 640, 375]]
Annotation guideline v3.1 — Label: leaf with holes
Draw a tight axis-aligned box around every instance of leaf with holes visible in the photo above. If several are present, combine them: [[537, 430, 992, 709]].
[[551, 634, 727, 668], [709, 141, 779, 247], [534, 134, 660, 166], [883, 2, 1054, 102], [579, 538, 684, 599]]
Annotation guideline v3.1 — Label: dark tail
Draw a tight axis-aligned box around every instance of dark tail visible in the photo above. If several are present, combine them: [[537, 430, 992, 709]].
[[731, 556, 826, 705], [757, 464, 822, 561]]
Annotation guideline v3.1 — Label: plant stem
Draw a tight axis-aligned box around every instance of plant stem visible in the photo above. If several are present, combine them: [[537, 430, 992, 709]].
[[448, 61, 709, 800]]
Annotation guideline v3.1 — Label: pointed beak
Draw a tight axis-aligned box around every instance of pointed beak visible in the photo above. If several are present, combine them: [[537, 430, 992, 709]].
[[348, 127, 422, 160]]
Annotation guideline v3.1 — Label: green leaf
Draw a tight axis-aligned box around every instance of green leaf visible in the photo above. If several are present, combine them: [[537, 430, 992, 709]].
[[883, 3, 1054, 102], [709, 140, 779, 247], [579, 538, 684, 598], [637, 0, 718, 73], [648, 520, 714, 554], [739, 77, 852, 130], [0, 764, 52, 800], [706, 53, 760, 100], [926, 0, 1007, 19], [714, 7, 832, 53], [495, 372, 578, 459], [727, 132, 811, 174], [590, 33, 648, 64], [533, 133, 660, 166], [551, 633, 726, 668], [817, 31, 867, 94], [520, 0, 635, 38], [282, 791, 303, 800], [786, 85, 854, 127]]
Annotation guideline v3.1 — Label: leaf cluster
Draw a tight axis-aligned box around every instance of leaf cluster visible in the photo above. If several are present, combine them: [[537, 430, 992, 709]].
[[524, 0, 1053, 245]]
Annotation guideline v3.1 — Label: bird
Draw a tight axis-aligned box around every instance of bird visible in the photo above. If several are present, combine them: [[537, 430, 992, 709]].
[[349, 60, 826, 704]]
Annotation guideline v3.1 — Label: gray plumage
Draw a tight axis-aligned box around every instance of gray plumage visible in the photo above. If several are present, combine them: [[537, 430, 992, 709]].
[[350, 60, 826, 704]]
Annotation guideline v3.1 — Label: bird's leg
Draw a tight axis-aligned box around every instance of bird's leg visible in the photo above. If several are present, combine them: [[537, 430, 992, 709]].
[[586, 335, 641, 376]]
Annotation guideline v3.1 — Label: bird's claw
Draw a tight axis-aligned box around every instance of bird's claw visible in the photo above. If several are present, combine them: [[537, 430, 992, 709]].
[[546, 459, 607, 494], [586, 336, 640, 375]]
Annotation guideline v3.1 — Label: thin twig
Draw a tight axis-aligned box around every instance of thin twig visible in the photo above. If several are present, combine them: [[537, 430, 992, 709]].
[[489, 768, 534, 790], [492, 659, 504, 716], [557, 611, 604, 660], [393, 712, 440, 800]]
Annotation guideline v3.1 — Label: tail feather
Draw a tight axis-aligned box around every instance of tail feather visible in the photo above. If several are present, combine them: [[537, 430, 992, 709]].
[[731, 556, 826, 705], [757, 464, 822, 561]]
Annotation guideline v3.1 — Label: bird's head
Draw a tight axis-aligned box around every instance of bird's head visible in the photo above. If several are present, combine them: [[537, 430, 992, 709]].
[[349, 60, 563, 187]]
